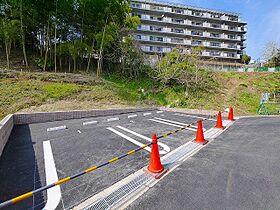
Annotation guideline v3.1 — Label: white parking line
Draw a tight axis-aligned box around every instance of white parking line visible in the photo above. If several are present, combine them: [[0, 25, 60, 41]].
[[143, 112, 152, 116], [107, 117, 120, 122], [107, 127, 151, 153], [128, 114, 137, 118], [148, 119, 197, 132], [156, 111, 164, 114], [43, 141, 61, 210], [83, 121, 98, 126], [116, 126, 170, 155], [47, 125, 67, 132], [154, 117, 205, 131], [174, 113, 216, 121]]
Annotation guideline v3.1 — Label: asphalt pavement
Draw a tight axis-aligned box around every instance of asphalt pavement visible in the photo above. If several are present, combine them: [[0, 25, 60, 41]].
[[127, 116, 280, 210], [0, 110, 215, 210]]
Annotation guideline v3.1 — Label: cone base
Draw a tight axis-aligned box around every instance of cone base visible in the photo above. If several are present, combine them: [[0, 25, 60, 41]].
[[215, 125, 224, 129], [144, 167, 168, 179], [193, 139, 208, 145], [148, 165, 164, 174]]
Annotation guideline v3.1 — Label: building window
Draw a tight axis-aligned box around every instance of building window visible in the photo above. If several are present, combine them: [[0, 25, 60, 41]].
[[210, 13, 221, 19], [191, 31, 203, 36], [171, 28, 184, 33], [228, 44, 237, 48], [210, 33, 220, 38], [228, 34, 237, 39], [211, 23, 221, 28], [228, 26, 237, 31], [192, 11, 203, 16], [137, 35, 141, 40], [149, 46, 153, 52], [172, 18, 184, 24], [210, 42, 221, 47], [156, 47, 163, 52], [228, 16, 238, 21], [209, 51, 221, 56], [131, 3, 141, 8], [150, 5, 164, 11], [192, 21, 203, 26], [137, 25, 142, 30], [172, 8, 183, 13], [171, 38, 184, 44], [227, 53, 235, 57], [192, 40, 202, 46]]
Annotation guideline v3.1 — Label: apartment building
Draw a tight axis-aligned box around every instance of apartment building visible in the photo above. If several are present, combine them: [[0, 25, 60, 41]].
[[131, 0, 247, 65]]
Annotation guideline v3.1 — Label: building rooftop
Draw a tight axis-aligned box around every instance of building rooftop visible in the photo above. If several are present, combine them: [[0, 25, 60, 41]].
[[133, 0, 241, 17]]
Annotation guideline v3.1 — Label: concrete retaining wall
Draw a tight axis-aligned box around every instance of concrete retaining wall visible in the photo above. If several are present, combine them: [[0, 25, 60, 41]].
[[0, 115, 14, 157], [13, 108, 156, 125]]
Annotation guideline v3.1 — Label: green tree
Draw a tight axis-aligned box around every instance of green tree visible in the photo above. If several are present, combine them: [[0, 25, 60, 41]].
[[241, 54, 251, 64]]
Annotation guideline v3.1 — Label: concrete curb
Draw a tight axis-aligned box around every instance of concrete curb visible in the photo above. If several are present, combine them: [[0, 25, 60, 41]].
[[0, 115, 14, 157]]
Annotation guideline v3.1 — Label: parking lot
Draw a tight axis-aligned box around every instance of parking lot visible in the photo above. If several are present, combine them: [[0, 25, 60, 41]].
[[0, 110, 216, 210]]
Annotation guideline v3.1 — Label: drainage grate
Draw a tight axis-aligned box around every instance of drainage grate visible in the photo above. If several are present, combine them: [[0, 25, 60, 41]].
[[162, 142, 199, 166], [84, 173, 150, 210]]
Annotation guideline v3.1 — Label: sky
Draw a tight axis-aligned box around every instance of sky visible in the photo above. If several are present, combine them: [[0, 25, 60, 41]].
[[157, 0, 280, 60]]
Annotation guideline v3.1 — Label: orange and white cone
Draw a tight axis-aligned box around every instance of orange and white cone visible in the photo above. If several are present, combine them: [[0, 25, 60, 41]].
[[194, 120, 208, 145], [148, 134, 164, 173], [215, 111, 224, 129], [228, 107, 234, 121]]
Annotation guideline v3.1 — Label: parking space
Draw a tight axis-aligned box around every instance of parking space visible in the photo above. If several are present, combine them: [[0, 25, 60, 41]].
[[0, 110, 217, 210]]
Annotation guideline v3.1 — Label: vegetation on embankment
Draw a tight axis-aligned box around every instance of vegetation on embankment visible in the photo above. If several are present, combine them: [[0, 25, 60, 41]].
[[0, 70, 279, 120]]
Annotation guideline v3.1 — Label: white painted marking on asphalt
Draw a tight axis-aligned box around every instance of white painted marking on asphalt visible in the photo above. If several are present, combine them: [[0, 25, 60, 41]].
[[154, 117, 206, 131], [107, 127, 151, 153], [43, 141, 61, 210], [77, 130, 82, 133], [128, 114, 137, 118], [156, 111, 164, 114], [148, 119, 197, 132], [174, 113, 216, 121], [47, 125, 67, 132], [83, 121, 98, 126], [143, 112, 152, 116], [116, 126, 170, 155], [107, 117, 120, 122]]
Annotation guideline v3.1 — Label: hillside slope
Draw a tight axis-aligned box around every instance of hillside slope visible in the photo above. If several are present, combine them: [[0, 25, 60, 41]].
[[0, 70, 279, 120]]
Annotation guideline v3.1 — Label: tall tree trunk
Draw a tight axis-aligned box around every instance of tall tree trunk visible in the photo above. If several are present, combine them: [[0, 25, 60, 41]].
[[97, 16, 108, 78], [43, 20, 50, 71], [20, 0, 28, 68], [86, 40, 95, 72], [5, 43, 10, 69], [54, 0, 57, 72]]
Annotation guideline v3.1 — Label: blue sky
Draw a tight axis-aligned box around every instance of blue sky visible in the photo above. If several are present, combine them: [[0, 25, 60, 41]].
[[157, 0, 280, 60]]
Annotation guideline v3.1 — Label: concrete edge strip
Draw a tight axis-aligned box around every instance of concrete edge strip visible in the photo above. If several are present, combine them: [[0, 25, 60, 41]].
[[76, 121, 235, 209], [107, 117, 120, 122], [47, 125, 67, 132], [83, 121, 98, 126], [42, 141, 61, 210]]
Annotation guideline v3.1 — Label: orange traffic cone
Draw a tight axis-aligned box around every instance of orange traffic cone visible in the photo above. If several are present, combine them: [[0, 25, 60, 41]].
[[228, 107, 234, 121], [215, 111, 224, 129], [148, 134, 164, 173], [194, 120, 207, 145]]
